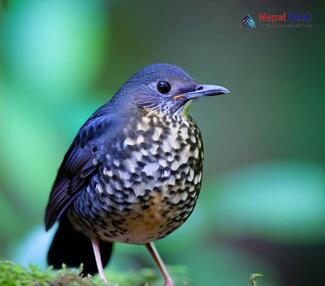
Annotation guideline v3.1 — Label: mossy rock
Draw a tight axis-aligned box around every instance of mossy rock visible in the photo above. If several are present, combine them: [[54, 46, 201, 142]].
[[0, 260, 189, 286]]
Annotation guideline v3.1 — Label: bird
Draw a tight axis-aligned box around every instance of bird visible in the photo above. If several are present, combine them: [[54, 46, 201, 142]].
[[45, 63, 229, 286]]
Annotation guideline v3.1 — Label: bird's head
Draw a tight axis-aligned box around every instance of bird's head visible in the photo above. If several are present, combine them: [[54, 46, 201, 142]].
[[116, 63, 230, 115]]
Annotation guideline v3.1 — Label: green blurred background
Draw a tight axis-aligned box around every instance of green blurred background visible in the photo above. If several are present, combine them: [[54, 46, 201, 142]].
[[0, 0, 324, 285]]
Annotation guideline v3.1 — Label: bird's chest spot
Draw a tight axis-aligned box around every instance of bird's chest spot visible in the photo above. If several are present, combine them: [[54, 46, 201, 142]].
[[132, 112, 202, 158], [101, 112, 203, 197]]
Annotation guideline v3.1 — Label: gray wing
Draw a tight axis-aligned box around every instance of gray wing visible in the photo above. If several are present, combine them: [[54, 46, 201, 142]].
[[45, 109, 113, 230]]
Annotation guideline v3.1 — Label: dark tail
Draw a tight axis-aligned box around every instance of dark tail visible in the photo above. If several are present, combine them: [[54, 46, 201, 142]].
[[47, 216, 113, 276]]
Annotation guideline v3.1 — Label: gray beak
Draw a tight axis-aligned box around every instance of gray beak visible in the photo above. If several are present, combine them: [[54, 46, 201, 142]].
[[185, 84, 230, 100]]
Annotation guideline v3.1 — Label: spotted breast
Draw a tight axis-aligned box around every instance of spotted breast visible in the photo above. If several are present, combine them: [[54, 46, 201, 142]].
[[69, 108, 203, 244]]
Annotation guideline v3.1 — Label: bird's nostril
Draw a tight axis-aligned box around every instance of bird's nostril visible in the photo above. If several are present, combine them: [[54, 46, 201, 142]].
[[196, 86, 203, 91]]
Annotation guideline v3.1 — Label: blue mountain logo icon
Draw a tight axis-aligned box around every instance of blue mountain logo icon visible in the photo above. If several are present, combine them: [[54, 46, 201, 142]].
[[241, 15, 256, 28]]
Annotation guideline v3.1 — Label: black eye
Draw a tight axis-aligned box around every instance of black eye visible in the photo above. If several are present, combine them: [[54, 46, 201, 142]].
[[157, 80, 171, 94]]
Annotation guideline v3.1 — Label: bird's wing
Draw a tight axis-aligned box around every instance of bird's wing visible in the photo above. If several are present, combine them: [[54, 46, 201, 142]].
[[45, 109, 113, 230]]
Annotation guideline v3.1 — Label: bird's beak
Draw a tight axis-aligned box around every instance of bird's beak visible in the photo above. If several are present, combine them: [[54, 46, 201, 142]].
[[186, 84, 230, 99], [173, 84, 230, 101]]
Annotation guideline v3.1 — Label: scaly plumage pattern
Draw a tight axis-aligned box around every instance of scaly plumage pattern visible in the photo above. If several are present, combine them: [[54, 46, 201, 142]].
[[69, 109, 203, 244]]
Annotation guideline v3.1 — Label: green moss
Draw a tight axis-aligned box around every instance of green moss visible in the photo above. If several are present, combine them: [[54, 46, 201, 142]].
[[0, 260, 189, 286]]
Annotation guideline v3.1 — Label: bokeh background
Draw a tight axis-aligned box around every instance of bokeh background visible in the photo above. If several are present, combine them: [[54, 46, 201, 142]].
[[0, 0, 324, 285]]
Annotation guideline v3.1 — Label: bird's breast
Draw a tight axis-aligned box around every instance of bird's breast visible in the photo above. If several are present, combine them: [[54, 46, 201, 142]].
[[72, 111, 204, 243]]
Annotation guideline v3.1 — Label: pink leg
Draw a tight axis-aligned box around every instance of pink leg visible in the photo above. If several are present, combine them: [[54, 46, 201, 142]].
[[91, 239, 110, 284], [146, 242, 174, 286]]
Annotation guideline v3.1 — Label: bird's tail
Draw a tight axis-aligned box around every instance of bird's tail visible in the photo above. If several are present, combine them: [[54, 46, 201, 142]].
[[47, 215, 113, 276]]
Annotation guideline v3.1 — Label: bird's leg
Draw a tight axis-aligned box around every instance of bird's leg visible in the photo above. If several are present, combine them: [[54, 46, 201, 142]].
[[146, 242, 174, 286], [91, 239, 110, 284]]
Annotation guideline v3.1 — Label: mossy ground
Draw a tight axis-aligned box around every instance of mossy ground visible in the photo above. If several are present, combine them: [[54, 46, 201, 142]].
[[0, 260, 189, 286]]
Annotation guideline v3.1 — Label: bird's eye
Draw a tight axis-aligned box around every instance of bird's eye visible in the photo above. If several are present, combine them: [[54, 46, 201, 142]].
[[157, 80, 171, 94]]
